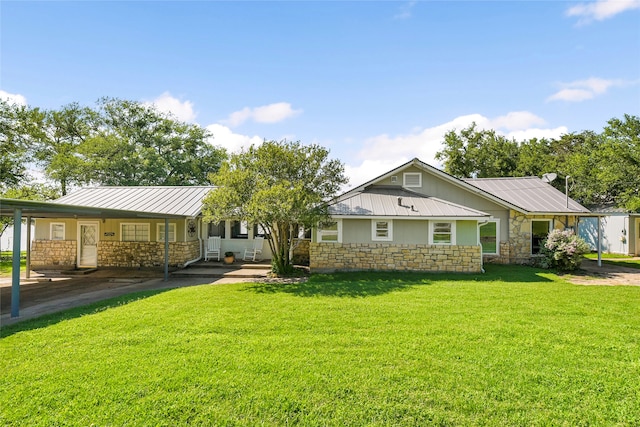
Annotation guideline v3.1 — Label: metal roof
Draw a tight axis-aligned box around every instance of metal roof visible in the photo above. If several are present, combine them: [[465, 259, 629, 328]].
[[344, 158, 592, 215], [330, 186, 490, 218], [0, 198, 188, 219], [54, 186, 215, 218], [463, 177, 590, 214]]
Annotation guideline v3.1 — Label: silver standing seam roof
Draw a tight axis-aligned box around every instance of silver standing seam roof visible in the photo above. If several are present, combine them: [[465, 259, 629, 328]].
[[463, 177, 590, 214], [344, 158, 591, 215], [54, 186, 216, 218], [330, 186, 490, 218]]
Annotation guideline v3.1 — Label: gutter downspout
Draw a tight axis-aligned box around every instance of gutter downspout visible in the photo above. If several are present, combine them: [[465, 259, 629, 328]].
[[477, 220, 489, 273], [183, 217, 203, 268]]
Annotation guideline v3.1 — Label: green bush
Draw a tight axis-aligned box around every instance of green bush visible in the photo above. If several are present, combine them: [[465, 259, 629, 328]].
[[541, 229, 590, 271]]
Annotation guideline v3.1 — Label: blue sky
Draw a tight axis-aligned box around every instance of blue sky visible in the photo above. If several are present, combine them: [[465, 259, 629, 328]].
[[1, 0, 639, 188]]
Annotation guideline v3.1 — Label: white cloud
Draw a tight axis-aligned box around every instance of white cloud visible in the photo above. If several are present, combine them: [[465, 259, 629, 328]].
[[144, 91, 196, 122], [547, 77, 625, 102], [489, 111, 546, 131], [223, 102, 302, 127], [394, 1, 416, 20], [567, 0, 640, 24], [505, 127, 568, 142], [0, 90, 27, 106], [343, 112, 567, 188], [205, 123, 263, 153]]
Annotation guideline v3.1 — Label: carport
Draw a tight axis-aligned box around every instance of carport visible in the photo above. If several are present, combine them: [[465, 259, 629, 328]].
[[0, 198, 185, 318]]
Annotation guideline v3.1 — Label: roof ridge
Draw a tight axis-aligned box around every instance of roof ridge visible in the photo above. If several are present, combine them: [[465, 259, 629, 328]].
[[463, 176, 540, 181]]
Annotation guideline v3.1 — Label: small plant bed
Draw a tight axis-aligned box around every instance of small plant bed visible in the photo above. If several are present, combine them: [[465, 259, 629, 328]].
[[2, 265, 639, 425]]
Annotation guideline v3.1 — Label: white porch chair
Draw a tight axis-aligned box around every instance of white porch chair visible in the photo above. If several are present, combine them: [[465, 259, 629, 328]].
[[243, 236, 265, 262], [204, 236, 221, 261]]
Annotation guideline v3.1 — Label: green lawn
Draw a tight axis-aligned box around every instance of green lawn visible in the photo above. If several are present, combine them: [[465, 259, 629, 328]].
[[0, 251, 26, 276], [2, 266, 639, 426], [584, 253, 640, 269]]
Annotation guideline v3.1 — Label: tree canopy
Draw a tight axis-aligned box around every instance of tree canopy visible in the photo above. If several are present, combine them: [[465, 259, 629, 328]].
[[1, 98, 226, 196], [435, 115, 640, 211], [202, 140, 348, 274], [0, 99, 40, 190]]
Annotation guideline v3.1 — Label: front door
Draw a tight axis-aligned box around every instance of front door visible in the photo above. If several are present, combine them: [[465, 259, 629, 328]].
[[78, 222, 99, 268]]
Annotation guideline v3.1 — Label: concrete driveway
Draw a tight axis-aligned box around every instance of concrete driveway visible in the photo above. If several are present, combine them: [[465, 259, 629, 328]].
[[0, 265, 269, 326], [564, 259, 640, 286]]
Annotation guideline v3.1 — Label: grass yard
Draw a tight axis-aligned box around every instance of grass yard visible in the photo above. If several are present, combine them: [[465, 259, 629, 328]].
[[1, 266, 639, 426], [0, 251, 27, 276], [584, 253, 640, 269]]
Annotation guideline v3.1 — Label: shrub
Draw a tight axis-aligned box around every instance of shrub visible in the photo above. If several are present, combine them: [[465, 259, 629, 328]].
[[540, 229, 591, 271]]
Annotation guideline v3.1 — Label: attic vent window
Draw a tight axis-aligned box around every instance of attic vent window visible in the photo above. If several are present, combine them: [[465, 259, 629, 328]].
[[390, 176, 398, 184], [403, 172, 422, 188]]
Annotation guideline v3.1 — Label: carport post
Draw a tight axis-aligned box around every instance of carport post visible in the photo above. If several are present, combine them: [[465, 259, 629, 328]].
[[164, 218, 169, 281], [597, 215, 602, 267], [11, 208, 22, 318], [26, 216, 31, 279]]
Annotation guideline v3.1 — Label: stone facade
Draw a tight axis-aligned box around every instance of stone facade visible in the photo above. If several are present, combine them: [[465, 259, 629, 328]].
[[501, 210, 579, 265], [310, 242, 482, 273], [30, 240, 200, 269], [292, 239, 310, 265], [97, 241, 200, 267], [30, 240, 77, 268]]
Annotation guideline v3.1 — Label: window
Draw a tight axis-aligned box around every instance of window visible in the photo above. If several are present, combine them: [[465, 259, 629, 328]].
[[253, 223, 269, 237], [372, 219, 393, 241], [480, 220, 500, 255], [231, 220, 249, 239], [121, 223, 150, 242], [157, 223, 176, 242], [403, 172, 422, 188], [532, 220, 552, 254], [208, 221, 226, 238], [50, 223, 65, 240], [318, 220, 342, 243], [429, 221, 456, 245]]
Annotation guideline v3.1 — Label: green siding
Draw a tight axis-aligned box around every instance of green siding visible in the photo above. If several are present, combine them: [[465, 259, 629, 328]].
[[338, 218, 478, 246], [456, 220, 478, 246], [394, 220, 429, 243]]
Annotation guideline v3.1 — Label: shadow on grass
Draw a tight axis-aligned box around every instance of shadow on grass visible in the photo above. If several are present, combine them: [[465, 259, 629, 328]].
[[246, 265, 554, 298], [0, 289, 170, 338], [600, 260, 640, 270]]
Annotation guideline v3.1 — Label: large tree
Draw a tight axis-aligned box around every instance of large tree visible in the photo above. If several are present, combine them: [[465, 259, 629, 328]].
[[84, 98, 226, 186], [202, 140, 348, 274], [0, 99, 40, 190], [33, 103, 97, 195], [598, 114, 640, 210], [435, 117, 640, 209], [435, 123, 519, 178]]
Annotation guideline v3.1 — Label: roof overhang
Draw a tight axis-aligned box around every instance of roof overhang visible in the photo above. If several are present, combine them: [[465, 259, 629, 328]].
[[0, 198, 187, 219], [330, 215, 490, 221]]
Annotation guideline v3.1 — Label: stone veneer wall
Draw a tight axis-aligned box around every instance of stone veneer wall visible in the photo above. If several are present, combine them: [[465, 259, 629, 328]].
[[310, 243, 482, 273], [31, 240, 77, 268], [98, 240, 199, 267], [98, 241, 200, 267], [506, 210, 578, 265], [292, 239, 310, 265], [483, 242, 511, 265]]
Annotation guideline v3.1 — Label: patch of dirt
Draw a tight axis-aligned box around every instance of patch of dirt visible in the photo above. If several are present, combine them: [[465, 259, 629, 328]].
[[562, 259, 640, 286]]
